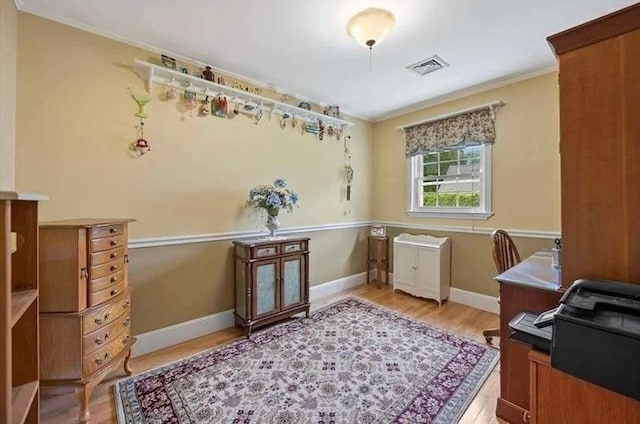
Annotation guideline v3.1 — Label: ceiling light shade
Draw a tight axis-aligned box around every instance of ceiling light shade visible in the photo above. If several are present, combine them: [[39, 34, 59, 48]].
[[346, 8, 396, 49]]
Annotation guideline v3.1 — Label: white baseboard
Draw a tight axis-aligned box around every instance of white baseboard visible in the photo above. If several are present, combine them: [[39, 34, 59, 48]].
[[389, 272, 498, 314], [309, 272, 367, 301], [132, 308, 235, 357], [132, 272, 367, 357], [449, 288, 499, 314]]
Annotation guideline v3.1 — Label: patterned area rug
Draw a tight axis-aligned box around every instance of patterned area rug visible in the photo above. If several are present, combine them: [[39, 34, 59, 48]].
[[115, 298, 498, 423]]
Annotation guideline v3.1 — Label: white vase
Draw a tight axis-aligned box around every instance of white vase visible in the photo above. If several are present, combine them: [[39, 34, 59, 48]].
[[266, 215, 280, 239]]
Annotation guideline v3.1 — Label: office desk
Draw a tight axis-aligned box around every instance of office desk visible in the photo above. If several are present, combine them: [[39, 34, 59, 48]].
[[495, 251, 563, 423]]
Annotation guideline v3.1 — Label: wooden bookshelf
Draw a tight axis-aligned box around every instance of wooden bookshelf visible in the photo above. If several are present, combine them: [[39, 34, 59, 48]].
[[11, 290, 38, 328], [1, 192, 47, 424]]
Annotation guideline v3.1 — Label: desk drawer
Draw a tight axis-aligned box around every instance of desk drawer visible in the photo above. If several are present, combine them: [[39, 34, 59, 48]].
[[83, 293, 130, 335]]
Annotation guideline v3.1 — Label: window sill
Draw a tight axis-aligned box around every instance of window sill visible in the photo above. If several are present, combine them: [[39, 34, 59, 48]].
[[405, 210, 494, 220]]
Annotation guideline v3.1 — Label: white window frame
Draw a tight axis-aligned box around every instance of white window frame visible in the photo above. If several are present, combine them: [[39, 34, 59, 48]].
[[405, 144, 493, 220]]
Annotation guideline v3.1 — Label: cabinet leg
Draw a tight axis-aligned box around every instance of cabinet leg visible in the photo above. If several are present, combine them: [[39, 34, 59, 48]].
[[305, 308, 310, 318], [76, 381, 97, 423], [123, 348, 133, 376]]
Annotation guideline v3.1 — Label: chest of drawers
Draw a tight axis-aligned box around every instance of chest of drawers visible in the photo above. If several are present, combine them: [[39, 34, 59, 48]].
[[39, 219, 136, 423]]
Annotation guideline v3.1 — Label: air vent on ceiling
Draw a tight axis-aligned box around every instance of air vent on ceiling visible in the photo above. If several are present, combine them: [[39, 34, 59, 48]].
[[407, 55, 449, 76]]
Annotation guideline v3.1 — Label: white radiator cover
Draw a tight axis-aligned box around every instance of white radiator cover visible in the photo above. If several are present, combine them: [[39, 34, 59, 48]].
[[392, 233, 451, 305]]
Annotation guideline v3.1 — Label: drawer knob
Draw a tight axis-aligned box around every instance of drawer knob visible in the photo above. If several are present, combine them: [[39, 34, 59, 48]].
[[110, 240, 118, 246], [123, 317, 130, 327], [110, 265, 118, 271], [94, 312, 110, 325], [109, 228, 117, 234], [95, 332, 110, 345], [110, 253, 118, 259], [123, 335, 131, 344], [122, 300, 130, 309], [110, 289, 118, 296], [94, 352, 110, 365], [110, 277, 118, 283]]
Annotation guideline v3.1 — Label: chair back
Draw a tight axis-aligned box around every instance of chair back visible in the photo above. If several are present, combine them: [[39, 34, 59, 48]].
[[491, 229, 521, 273]]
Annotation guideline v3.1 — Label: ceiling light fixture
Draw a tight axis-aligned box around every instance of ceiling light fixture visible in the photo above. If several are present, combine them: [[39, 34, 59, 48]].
[[346, 7, 396, 70]]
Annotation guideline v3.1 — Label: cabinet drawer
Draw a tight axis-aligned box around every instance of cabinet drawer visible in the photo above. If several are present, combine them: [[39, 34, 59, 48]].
[[82, 329, 131, 376], [90, 235, 126, 253], [283, 242, 304, 254], [91, 224, 125, 240], [88, 280, 126, 307], [252, 244, 280, 258], [90, 258, 124, 279], [83, 313, 130, 355], [90, 246, 125, 266], [83, 293, 130, 335], [89, 270, 125, 293]]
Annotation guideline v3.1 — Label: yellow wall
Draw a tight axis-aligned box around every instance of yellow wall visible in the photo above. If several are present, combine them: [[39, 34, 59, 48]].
[[373, 73, 561, 232], [15, 13, 374, 334], [0, 0, 17, 190], [15, 13, 373, 236], [13, 12, 562, 333]]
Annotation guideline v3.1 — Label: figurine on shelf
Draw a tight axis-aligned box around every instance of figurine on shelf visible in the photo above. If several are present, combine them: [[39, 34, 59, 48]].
[[298, 101, 311, 111], [166, 79, 178, 100], [202, 66, 215, 82], [217, 75, 226, 86], [200, 96, 210, 116], [184, 83, 197, 109], [180, 67, 189, 74], [318, 120, 325, 141], [161, 54, 176, 69]]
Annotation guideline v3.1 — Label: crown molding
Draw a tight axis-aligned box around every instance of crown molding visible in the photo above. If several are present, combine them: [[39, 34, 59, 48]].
[[372, 66, 558, 123], [14, 2, 370, 122], [15, 3, 558, 124]]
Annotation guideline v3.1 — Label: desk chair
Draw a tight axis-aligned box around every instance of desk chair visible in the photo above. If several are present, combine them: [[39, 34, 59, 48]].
[[484, 229, 521, 343]]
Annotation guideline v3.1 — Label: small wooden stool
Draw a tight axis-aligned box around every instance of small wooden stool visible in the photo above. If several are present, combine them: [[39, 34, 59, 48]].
[[367, 235, 389, 288]]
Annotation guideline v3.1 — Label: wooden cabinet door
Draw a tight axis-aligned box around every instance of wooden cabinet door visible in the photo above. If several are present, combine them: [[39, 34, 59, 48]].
[[281, 255, 305, 310], [252, 259, 280, 318], [394, 245, 416, 288], [416, 247, 438, 293]]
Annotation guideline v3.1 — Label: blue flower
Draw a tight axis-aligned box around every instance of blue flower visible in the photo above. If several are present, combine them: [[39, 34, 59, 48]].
[[290, 193, 299, 204], [274, 179, 287, 188], [266, 193, 282, 208]]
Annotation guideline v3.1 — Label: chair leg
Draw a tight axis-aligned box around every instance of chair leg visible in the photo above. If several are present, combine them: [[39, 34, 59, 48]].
[[483, 328, 500, 344]]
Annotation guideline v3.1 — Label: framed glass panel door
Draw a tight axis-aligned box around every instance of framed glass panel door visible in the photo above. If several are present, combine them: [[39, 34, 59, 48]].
[[282, 255, 304, 309], [252, 259, 280, 317]]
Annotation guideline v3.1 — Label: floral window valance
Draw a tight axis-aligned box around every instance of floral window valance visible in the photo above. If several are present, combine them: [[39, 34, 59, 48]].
[[403, 107, 497, 157]]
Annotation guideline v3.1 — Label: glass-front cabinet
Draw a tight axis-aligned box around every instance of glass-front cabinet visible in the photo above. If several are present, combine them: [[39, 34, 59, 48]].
[[233, 237, 310, 336]]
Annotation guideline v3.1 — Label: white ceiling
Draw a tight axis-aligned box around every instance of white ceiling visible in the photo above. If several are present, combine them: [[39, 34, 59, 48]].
[[18, 0, 636, 120]]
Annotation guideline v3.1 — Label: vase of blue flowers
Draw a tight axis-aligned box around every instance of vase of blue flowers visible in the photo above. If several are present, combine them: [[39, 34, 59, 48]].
[[248, 178, 299, 239]]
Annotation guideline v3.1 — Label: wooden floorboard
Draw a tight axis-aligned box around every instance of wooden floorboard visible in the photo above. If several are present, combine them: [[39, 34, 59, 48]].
[[41, 283, 505, 423]]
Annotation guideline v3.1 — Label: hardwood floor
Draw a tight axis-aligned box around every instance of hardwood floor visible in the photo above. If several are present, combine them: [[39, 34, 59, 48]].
[[40, 283, 503, 423]]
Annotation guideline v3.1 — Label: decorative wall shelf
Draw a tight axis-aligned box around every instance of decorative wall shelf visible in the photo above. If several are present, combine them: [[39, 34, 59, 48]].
[[133, 60, 355, 129]]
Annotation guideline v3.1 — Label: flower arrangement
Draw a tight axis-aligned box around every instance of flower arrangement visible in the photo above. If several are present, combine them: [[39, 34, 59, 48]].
[[248, 179, 299, 217]]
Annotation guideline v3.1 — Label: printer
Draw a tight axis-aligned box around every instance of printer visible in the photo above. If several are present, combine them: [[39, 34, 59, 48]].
[[551, 279, 640, 401]]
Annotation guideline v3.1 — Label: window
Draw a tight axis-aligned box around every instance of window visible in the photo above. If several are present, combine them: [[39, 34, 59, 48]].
[[406, 144, 493, 219]]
